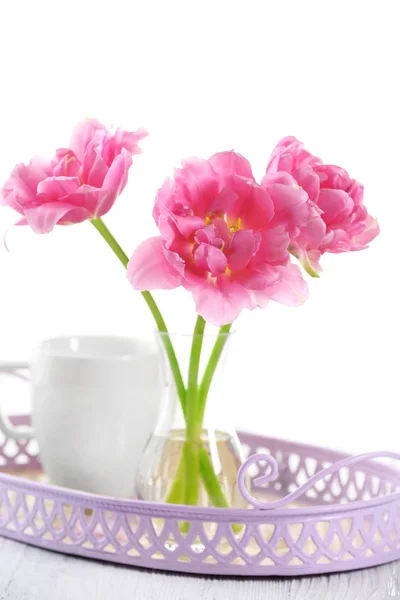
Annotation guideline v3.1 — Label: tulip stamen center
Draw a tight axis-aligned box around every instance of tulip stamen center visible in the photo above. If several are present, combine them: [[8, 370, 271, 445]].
[[229, 217, 242, 234]]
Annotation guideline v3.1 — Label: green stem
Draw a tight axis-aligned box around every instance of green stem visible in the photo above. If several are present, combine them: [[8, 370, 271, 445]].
[[197, 323, 232, 424], [199, 446, 242, 534], [90, 217, 130, 269], [141, 291, 187, 413], [186, 316, 206, 436], [90, 218, 186, 413], [198, 447, 229, 507], [164, 458, 184, 504], [196, 328, 243, 534], [168, 323, 234, 510], [183, 316, 206, 506]]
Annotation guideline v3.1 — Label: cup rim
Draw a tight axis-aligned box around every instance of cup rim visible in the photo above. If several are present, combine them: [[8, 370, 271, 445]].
[[35, 335, 157, 362]]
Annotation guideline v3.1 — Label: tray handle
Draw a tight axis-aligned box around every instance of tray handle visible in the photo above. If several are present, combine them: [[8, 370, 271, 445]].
[[237, 450, 400, 509], [0, 364, 33, 440]]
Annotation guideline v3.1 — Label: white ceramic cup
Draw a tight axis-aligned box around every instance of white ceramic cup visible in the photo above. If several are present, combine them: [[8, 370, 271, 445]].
[[0, 335, 161, 497]]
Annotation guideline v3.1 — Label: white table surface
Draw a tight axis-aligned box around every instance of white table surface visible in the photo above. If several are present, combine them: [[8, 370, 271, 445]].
[[0, 537, 397, 600]]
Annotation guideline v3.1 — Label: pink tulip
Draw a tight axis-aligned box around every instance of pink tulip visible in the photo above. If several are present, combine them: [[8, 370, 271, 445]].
[[128, 151, 308, 326], [265, 137, 379, 273], [0, 119, 147, 233]]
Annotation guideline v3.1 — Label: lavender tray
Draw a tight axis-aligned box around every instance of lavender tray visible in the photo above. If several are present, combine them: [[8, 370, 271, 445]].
[[1, 416, 400, 577]]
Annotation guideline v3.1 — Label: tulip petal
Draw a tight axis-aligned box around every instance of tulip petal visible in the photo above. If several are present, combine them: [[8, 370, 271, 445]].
[[69, 119, 107, 163], [191, 278, 252, 326], [153, 178, 176, 224], [263, 177, 312, 235], [173, 214, 205, 239], [209, 151, 254, 180], [295, 207, 326, 249], [267, 264, 309, 307], [352, 216, 380, 247], [208, 186, 238, 216], [318, 189, 354, 224], [127, 237, 182, 291], [23, 202, 90, 234], [194, 225, 224, 247], [254, 226, 290, 265], [213, 217, 230, 243], [95, 152, 131, 217], [1, 163, 45, 212], [293, 167, 320, 204], [101, 128, 148, 165], [62, 185, 100, 215], [158, 214, 180, 248], [82, 142, 109, 187], [231, 268, 271, 291], [174, 158, 220, 217], [227, 230, 257, 271], [53, 149, 81, 178], [37, 176, 80, 198], [266, 137, 321, 174], [194, 244, 227, 276], [228, 176, 274, 230], [316, 164, 351, 191]]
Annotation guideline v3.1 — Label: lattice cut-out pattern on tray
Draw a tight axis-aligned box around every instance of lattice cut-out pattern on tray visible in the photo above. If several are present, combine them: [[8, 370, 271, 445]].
[[0, 426, 40, 473], [0, 417, 40, 471], [1, 418, 400, 576]]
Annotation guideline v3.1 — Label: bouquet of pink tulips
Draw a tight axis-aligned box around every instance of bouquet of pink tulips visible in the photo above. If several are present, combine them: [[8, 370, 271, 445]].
[[0, 119, 379, 508]]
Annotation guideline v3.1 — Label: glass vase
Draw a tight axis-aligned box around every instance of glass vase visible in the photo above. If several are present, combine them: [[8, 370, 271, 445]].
[[135, 330, 246, 514]]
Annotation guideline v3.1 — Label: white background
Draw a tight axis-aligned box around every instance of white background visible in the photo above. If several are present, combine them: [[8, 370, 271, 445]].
[[0, 0, 398, 453]]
